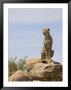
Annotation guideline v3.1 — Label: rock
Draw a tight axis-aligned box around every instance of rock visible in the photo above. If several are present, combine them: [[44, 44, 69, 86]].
[[23, 61, 62, 81], [22, 57, 41, 72], [9, 61, 62, 81], [9, 70, 29, 81], [27, 62, 62, 81], [26, 57, 41, 64]]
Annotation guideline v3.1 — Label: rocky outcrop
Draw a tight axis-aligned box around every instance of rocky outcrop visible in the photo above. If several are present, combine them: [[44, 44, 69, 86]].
[[9, 61, 62, 81]]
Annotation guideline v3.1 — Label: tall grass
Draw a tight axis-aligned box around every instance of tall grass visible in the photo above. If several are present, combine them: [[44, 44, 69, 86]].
[[8, 57, 27, 77]]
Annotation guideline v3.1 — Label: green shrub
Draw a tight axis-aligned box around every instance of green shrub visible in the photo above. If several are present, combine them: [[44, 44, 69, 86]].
[[8, 56, 27, 77], [17, 58, 26, 70], [8, 60, 18, 77]]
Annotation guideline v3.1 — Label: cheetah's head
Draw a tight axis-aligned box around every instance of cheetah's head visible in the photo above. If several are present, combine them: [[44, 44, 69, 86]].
[[43, 28, 50, 36]]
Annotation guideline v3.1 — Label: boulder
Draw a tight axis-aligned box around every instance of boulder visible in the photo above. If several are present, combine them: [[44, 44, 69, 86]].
[[23, 61, 62, 81], [25, 57, 41, 64], [9, 61, 62, 81], [9, 70, 29, 81]]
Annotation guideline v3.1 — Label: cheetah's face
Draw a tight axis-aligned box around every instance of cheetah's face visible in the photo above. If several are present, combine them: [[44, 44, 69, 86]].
[[43, 28, 50, 36]]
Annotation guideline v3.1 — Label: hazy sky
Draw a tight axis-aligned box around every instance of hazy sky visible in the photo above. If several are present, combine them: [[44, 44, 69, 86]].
[[8, 8, 62, 62]]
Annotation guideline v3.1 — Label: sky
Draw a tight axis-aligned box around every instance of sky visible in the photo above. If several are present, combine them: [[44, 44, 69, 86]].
[[8, 8, 62, 63]]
